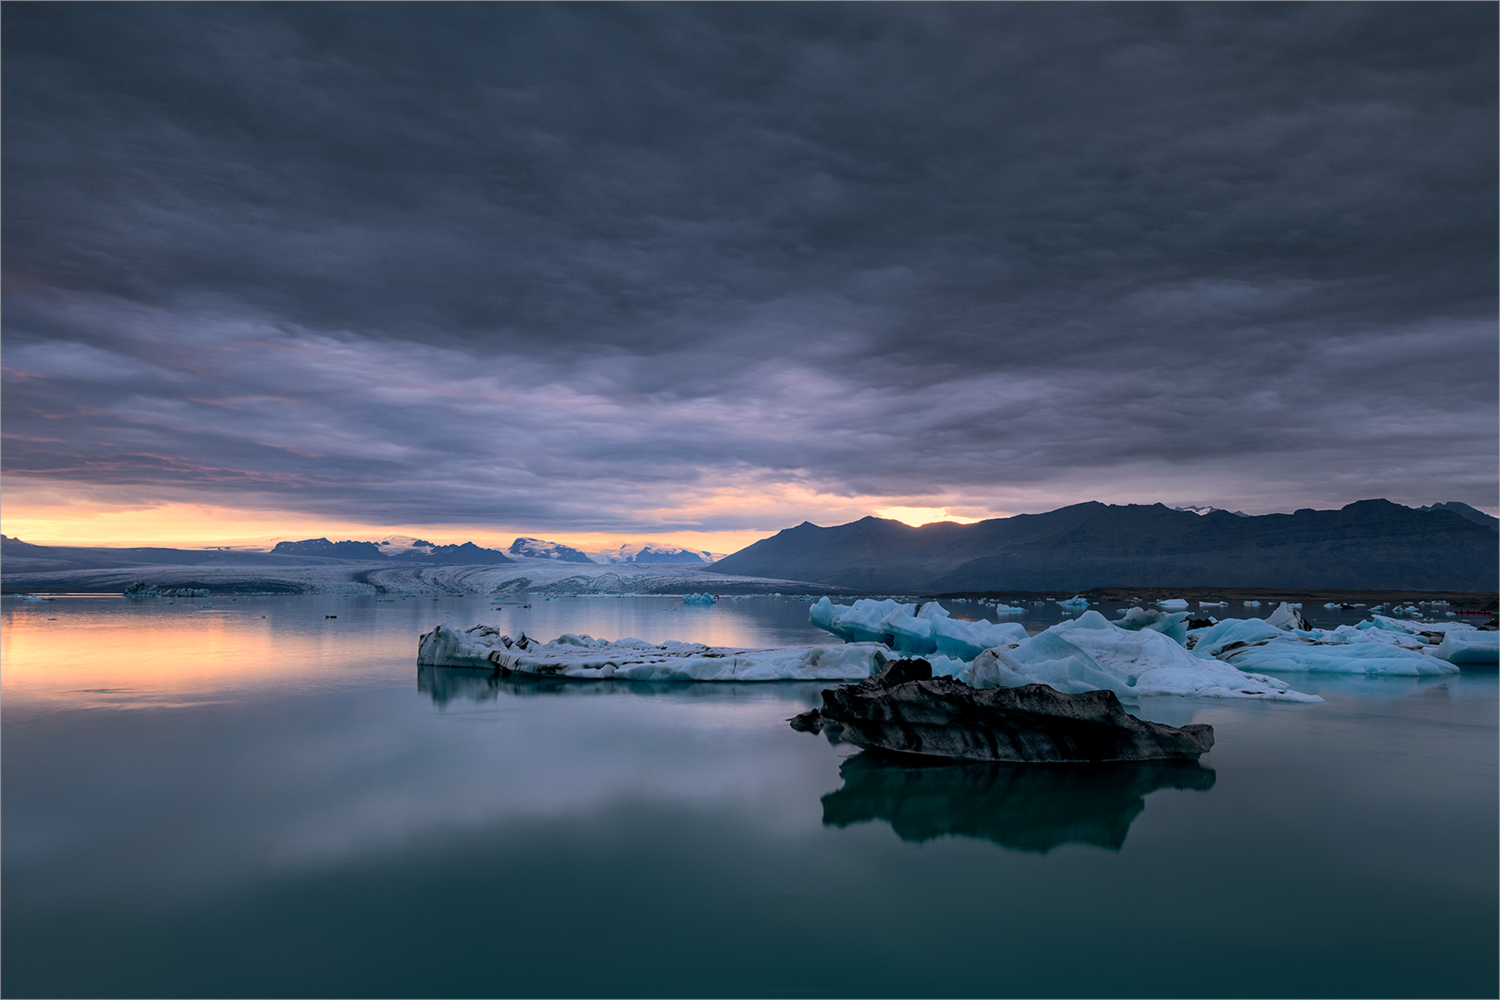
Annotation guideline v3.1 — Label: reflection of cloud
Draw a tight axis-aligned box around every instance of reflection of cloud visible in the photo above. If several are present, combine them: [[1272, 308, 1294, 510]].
[[821, 751, 1215, 852]]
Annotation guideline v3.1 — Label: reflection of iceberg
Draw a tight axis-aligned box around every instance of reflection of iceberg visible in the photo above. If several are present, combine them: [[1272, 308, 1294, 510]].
[[821, 751, 1216, 852], [418, 664, 832, 706]]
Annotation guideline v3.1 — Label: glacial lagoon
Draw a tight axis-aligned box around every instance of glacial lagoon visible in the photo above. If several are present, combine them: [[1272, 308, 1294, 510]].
[[3, 594, 1496, 997]]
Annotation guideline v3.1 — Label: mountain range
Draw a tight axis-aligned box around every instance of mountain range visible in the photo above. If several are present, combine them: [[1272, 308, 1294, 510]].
[[710, 499, 1499, 592]]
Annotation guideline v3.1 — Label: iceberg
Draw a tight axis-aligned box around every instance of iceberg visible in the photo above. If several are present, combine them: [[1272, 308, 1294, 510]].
[[791, 658, 1215, 763], [1432, 630, 1499, 665], [1057, 596, 1090, 609], [1263, 601, 1310, 631], [809, 597, 1028, 661], [417, 624, 891, 681], [961, 612, 1320, 702], [1156, 598, 1189, 611], [1190, 615, 1459, 677], [1243, 601, 1262, 607], [682, 592, 718, 606], [1113, 607, 1191, 645]]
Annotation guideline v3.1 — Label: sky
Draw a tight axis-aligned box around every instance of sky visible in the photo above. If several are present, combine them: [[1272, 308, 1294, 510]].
[[3, 2, 1496, 552]]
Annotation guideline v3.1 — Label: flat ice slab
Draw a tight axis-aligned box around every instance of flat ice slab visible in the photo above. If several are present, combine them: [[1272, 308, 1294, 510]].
[[418, 624, 891, 681]]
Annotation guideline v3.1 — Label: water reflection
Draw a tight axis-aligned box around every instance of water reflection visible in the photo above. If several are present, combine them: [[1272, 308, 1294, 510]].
[[416, 664, 827, 706], [822, 751, 1215, 852]]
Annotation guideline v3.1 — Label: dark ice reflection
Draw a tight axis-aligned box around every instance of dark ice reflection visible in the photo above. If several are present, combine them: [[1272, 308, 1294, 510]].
[[417, 664, 826, 705], [822, 751, 1215, 852]]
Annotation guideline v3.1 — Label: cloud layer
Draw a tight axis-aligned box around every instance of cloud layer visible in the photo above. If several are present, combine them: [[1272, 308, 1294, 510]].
[[4, 3, 1497, 537]]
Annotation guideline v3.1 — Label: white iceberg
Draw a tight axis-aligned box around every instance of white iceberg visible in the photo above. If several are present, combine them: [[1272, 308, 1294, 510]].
[[1432, 630, 1498, 665], [1156, 598, 1189, 610], [417, 624, 891, 681], [1243, 601, 1262, 607], [1199, 601, 1227, 607], [1057, 596, 1090, 609], [962, 611, 1320, 702], [1264, 601, 1310, 631], [992, 603, 1024, 615]]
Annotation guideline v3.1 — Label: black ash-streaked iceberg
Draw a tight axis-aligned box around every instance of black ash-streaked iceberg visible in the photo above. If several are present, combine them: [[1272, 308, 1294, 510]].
[[792, 657, 1216, 762]]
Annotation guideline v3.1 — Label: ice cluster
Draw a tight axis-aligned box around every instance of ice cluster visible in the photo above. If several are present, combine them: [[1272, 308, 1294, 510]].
[[960, 611, 1319, 702], [681, 593, 718, 606], [810, 597, 1029, 663], [1190, 608, 1488, 674], [810, 599, 1317, 701], [418, 624, 889, 681]]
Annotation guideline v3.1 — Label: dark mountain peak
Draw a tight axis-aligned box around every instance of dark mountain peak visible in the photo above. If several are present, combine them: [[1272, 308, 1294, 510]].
[[1340, 498, 1400, 512], [713, 498, 1497, 591], [271, 538, 384, 559], [391, 541, 510, 564], [1421, 502, 1499, 532]]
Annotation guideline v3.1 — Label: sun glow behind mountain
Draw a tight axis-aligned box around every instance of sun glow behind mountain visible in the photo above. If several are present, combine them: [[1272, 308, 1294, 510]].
[[873, 507, 984, 527]]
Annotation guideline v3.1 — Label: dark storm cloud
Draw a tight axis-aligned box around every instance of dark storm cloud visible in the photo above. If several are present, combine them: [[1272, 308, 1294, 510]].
[[3, 2, 1496, 530]]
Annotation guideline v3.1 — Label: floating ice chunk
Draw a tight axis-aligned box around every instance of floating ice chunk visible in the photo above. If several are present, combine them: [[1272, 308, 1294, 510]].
[[1057, 596, 1090, 609], [810, 597, 910, 643], [962, 611, 1319, 702], [417, 624, 891, 681], [929, 612, 1029, 661], [682, 593, 718, 606], [810, 598, 1027, 660], [1156, 598, 1189, 611], [1113, 607, 1191, 645], [1199, 601, 1227, 607], [1191, 617, 1458, 676], [816, 599, 1026, 659], [1433, 631, 1498, 665], [991, 603, 1024, 615], [1243, 601, 1262, 607], [1264, 602, 1310, 631]]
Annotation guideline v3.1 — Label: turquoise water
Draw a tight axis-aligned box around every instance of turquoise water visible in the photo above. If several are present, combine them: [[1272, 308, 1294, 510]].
[[3, 595, 1496, 997]]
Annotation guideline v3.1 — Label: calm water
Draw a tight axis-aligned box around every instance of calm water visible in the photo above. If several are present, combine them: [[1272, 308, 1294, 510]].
[[3, 595, 1496, 998]]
